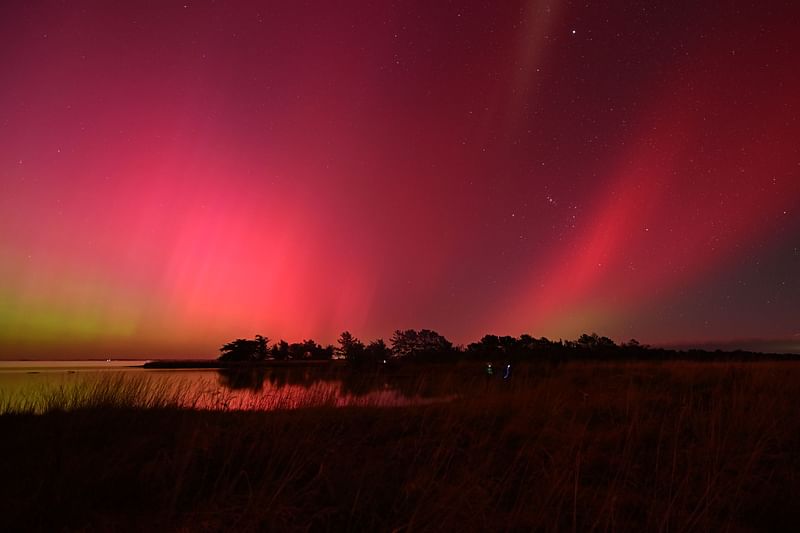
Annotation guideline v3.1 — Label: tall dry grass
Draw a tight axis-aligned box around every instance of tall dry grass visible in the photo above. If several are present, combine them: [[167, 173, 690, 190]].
[[0, 374, 187, 414], [1, 361, 799, 531]]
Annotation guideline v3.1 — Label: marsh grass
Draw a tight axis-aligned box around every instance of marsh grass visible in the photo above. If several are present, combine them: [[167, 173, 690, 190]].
[[0, 368, 458, 414], [0, 375, 184, 414], [1, 362, 799, 531]]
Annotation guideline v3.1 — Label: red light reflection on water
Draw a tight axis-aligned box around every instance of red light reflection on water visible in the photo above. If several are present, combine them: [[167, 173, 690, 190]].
[[190, 381, 456, 411]]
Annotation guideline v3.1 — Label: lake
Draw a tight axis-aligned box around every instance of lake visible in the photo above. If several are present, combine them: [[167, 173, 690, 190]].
[[0, 360, 458, 412]]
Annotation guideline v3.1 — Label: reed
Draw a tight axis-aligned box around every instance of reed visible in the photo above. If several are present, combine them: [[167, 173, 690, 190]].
[[1, 361, 798, 531]]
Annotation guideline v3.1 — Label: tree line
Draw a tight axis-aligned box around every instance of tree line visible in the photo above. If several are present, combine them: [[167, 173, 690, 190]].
[[218, 330, 794, 364], [218, 329, 454, 364]]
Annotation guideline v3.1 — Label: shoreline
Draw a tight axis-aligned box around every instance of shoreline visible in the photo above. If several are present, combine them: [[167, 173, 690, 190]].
[[141, 359, 347, 369]]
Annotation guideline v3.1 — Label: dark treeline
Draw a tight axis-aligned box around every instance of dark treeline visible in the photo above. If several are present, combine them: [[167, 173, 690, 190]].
[[219, 330, 798, 364]]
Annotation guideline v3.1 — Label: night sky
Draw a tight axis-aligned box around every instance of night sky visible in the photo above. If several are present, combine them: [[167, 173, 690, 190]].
[[1, 1, 799, 358]]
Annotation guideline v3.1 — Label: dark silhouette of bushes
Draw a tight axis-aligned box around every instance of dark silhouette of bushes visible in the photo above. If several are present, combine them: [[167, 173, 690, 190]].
[[218, 330, 797, 365], [218, 335, 269, 361]]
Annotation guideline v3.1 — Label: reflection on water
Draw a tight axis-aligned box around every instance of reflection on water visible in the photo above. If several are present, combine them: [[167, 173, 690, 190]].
[[0, 362, 458, 412], [209, 366, 457, 410], [217, 367, 270, 391]]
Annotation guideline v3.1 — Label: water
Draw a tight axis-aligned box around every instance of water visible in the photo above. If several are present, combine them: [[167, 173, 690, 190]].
[[0, 360, 456, 411]]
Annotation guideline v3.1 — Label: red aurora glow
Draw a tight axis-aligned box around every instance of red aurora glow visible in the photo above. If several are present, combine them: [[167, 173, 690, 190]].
[[1, 1, 798, 357]]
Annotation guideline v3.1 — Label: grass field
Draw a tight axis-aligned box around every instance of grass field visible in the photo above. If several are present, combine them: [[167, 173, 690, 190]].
[[1, 361, 799, 531]]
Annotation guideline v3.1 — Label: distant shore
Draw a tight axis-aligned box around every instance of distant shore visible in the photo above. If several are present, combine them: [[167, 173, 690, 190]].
[[142, 359, 347, 369], [141, 349, 800, 370]]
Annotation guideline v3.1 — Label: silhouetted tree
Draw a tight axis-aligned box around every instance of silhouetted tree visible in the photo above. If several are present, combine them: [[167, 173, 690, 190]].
[[345, 338, 390, 367], [390, 329, 417, 358], [390, 329, 453, 360], [299, 339, 333, 360], [366, 338, 390, 361], [254, 335, 269, 360], [337, 331, 365, 362], [318, 344, 335, 360], [218, 335, 269, 362], [518, 334, 535, 349], [577, 332, 617, 351], [281, 339, 333, 360], [467, 334, 503, 359], [270, 339, 290, 360], [287, 342, 306, 360]]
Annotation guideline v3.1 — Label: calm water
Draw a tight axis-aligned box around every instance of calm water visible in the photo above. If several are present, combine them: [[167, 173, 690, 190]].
[[0, 360, 456, 411]]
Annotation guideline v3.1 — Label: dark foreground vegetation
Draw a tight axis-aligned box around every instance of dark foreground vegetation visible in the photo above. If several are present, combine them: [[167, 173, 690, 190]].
[[3, 362, 800, 531]]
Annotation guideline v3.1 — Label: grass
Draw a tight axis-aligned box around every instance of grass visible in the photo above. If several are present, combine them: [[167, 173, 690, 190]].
[[1, 361, 799, 531]]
